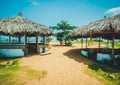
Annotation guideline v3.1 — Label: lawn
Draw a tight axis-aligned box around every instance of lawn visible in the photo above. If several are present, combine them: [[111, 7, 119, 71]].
[[0, 59, 47, 85], [72, 40, 120, 48], [94, 41, 120, 48], [85, 62, 120, 85]]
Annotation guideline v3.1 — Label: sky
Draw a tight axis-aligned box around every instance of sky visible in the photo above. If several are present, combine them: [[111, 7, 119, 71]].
[[0, 0, 120, 27]]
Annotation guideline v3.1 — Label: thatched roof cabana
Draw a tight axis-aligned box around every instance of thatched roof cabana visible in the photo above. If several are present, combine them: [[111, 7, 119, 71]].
[[0, 13, 53, 36], [69, 14, 120, 38], [0, 13, 53, 57], [69, 14, 120, 65]]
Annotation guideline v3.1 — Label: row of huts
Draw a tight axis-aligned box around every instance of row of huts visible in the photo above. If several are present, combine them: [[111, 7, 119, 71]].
[[0, 12, 120, 64], [69, 14, 120, 64]]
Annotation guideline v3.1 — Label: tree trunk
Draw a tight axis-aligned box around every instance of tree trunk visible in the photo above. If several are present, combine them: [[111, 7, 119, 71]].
[[60, 41, 62, 45], [65, 39, 67, 46]]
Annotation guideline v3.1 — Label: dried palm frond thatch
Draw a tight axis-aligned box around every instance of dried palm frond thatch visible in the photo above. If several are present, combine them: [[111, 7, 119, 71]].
[[0, 13, 53, 36], [69, 14, 120, 39]]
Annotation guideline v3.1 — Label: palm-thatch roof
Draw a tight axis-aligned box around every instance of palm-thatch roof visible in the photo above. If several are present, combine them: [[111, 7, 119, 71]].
[[0, 13, 53, 36], [69, 14, 120, 39]]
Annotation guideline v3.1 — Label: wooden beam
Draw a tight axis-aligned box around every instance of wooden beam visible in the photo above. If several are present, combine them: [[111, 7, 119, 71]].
[[24, 34, 27, 45], [86, 37, 87, 49], [110, 34, 115, 64], [36, 34, 39, 54], [18, 35, 21, 43], [0, 35, 1, 43], [93, 31, 114, 34], [99, 36, 100, 50], [9, 35, 11, 43], [24, 34, 27, 56], [43, 36, 45, 53], [107, 39, 109, 48], [81, 38, 83, 49], [112, 34, 114, 57]]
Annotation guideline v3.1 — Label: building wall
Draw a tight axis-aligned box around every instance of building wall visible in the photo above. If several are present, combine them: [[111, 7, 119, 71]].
[[0, 49, 24, 58]]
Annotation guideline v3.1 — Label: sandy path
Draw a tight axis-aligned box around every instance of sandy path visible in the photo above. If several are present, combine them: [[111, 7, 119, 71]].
[[20, 43, 103, 85]]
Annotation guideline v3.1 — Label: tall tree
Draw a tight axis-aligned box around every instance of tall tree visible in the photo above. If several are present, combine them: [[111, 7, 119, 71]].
[[51, 20, 76, 45], [56, 21, 75, 32]]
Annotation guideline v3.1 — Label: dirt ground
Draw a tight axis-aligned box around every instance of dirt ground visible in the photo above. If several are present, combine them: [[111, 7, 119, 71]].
[[20, 42, 103, 85]]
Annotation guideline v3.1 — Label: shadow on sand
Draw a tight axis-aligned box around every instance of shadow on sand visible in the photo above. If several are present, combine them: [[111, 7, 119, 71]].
[[63, 48, 120, 73], [63, 48, 93, 65]]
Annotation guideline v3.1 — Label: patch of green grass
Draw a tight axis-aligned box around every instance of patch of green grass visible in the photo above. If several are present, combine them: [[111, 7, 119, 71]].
[[85, 63, 120, 85], [72, 40, 86, 44], [114, 42, 120, 48], [0, 59, 20, 85], [94, 41, 120, 48], [73, 40, 120, 48], [0, 59, 47, 85], [27, 69, 47, 79], [21, 66, 47, 79]]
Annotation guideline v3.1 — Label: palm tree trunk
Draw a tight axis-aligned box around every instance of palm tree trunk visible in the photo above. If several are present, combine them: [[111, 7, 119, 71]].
[[60, 41, 62, 45]]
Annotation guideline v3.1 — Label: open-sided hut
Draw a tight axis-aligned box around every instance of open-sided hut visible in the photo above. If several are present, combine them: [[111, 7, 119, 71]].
[[69, 14, 120, 64], [0, 13, 53, 57]]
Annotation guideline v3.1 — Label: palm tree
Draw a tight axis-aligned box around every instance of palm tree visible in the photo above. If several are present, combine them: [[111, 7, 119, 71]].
[[50, 20, 76, 45], [56, 21, 75, 32]]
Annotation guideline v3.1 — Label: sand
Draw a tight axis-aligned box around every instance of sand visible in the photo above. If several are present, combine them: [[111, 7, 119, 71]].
[[20, 42, 103, 85]]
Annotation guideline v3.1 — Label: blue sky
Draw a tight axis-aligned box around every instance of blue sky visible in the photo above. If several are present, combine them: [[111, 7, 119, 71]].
[[0, 0, 120, 27]]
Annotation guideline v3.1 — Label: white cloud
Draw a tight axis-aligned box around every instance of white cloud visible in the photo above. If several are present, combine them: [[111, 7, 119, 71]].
[[28, 0, 40, 6], [105, 7, 120, 16]]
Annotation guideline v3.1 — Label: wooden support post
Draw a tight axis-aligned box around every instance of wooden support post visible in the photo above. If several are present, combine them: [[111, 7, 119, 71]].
[[111, 34, 114, 58], [24, 34, 27, 56], [18, 35, 21, 43], [36, 34, 39, 54], [99, 36, 101, 51], [43, 36, 45, 53], [81, 38, 83, 49], [107, 39, 109, 48], [24, 34, 27, 45], [86, 37, 87, 49], [9, 35, 11, 43], [0, 35, 1, 43]]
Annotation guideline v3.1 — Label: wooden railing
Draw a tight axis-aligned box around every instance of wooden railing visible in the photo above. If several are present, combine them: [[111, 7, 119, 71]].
[[0, 44, 26, 49]]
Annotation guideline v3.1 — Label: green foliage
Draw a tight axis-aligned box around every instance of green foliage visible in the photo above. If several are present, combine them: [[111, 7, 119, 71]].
[[56, 32, 64, 42], [56, 20, 76, 31], [50, 21, 76, 31], [52, 20, 76, 45], [88, 37, 93, 46], [46, 37, 52, 44], [21, 66, 47, 80], [0, 59, 20, 85], [56, 31, 69, 41], [86, 63, 120, 85], [94, 40, 120, 48], [73, 39, 120, 48], [0, 59, 47, 85], [114, 42, 120, 48]]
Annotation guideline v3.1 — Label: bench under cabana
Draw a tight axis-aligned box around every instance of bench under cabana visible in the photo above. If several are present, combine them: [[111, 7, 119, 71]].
[[0, 13, 53, 58], [69, 14, 120, 64]]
